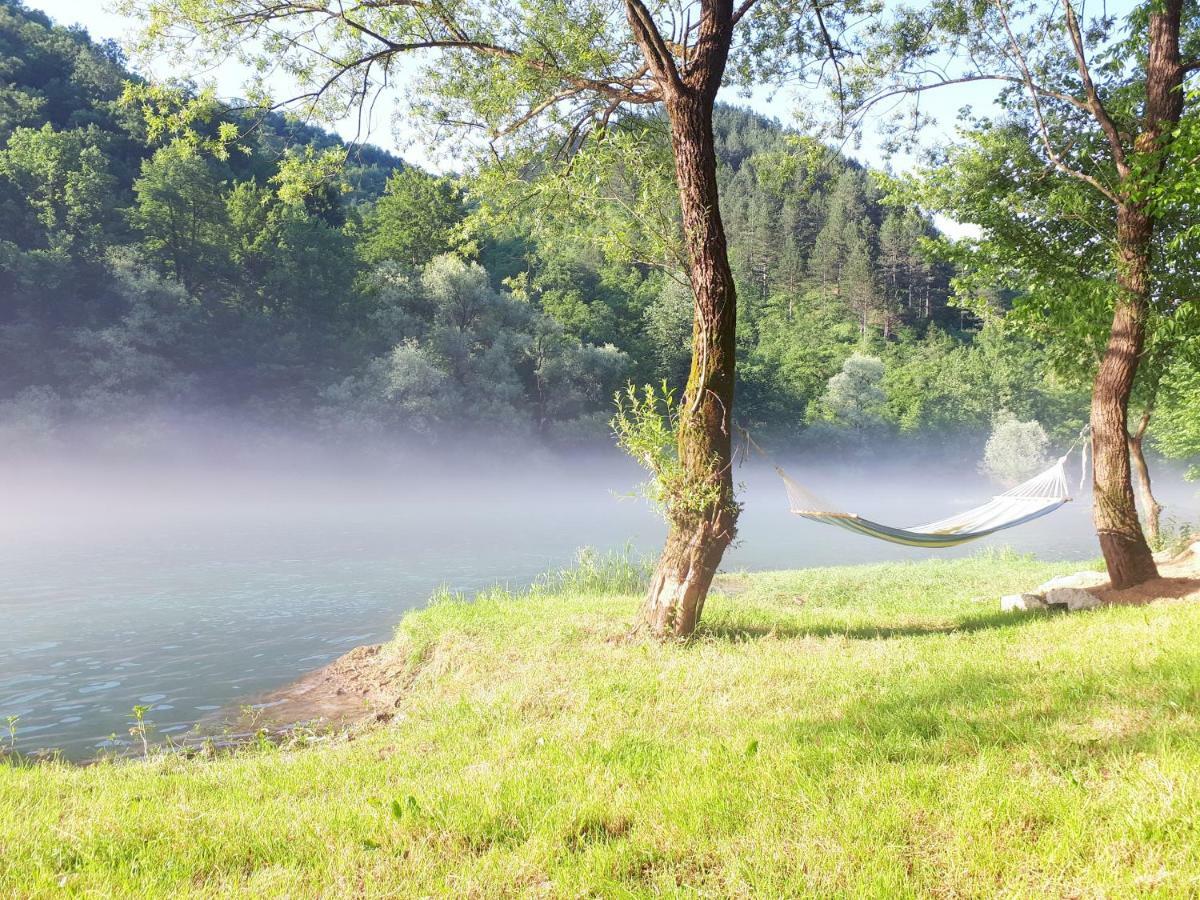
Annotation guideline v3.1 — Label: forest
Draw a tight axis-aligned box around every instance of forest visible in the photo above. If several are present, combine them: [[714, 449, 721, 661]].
[[8, 0, 1188, 460]]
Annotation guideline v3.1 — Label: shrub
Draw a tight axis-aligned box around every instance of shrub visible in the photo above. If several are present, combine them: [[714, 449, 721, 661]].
[[982, 414, 1049, 485]]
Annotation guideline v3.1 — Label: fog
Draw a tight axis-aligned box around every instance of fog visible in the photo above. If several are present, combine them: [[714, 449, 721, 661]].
[[3, 429, 1197, 758]]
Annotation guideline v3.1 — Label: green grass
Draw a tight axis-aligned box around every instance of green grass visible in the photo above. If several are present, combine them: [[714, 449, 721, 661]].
[[4, 552, 1200, 897]]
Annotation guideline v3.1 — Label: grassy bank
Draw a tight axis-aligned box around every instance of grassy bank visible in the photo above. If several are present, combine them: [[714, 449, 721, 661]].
[[3, 553, 1200, 896]]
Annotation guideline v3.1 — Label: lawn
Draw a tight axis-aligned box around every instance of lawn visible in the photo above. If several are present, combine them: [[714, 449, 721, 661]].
[[2, 552, 1199, 897]]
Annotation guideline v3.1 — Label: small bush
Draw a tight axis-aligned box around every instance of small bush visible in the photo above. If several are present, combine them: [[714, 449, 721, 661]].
[[1155, 517, 1198, 556], [533, 546, 652, 597], [611, 382, 723, 523]]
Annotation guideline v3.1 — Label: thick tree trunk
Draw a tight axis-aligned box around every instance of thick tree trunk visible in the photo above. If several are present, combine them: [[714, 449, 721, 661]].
[[1091, 204, 1158, 588], [638, 91, 739, 638], [1086, 0, 1185, 588], [1128, 410, 1163, 545]]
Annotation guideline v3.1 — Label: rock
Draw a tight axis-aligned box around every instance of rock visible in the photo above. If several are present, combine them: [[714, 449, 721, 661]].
[[1036, 571, 1110, 593], [1001, 593, 1046, 612], [1044, 587, 1102, 611]]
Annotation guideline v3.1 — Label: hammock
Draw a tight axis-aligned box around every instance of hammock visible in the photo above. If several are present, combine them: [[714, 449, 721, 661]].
[[776, 453, 1076, 548]]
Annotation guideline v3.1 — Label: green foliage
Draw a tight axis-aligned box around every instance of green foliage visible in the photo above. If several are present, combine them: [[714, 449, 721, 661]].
[[882, 324, 1087, 440], [813, 353, 888, 432], [982, 415, 1050, 486], [0, 123, 116, 257], [641, 279, 693, 385], [359, 167, 465, 269], [119, 82, 239, 159], [0, 4, 1107, 452], [869, 0, 1200, 481], [1154, 358, 1200, 480], [1146, 88, 1200, 249], [129, 140, 231, 293], [474, 117, 682, 273], [611, 382, 683, 513], [611, 382, 722, 522], [883, 328, 984, 432], [316, 253, 629, 442], [0, 3, 129, 143], [128, 705, 153, 757], [898, 127, 1116, 381], [269, 145, 348, 212]]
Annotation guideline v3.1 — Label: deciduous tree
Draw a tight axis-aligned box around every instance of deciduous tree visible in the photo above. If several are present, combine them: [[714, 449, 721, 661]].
[[129, 0, 874, 636], [856, 0, 1200, 587]]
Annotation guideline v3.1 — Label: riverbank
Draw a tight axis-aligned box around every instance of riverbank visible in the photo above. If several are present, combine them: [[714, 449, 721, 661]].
[[213, 545, 1200, 743], [3, 552, 1200, 895]]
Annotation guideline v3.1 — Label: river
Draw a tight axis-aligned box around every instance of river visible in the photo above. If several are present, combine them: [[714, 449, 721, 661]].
[[2, 453, 1196, 759]]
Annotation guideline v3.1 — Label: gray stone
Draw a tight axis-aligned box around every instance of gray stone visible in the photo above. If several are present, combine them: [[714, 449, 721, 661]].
[[1044, 587, 1102, 611], [1001, 593, 1046, 612], [1036, 571, 1110, 593]]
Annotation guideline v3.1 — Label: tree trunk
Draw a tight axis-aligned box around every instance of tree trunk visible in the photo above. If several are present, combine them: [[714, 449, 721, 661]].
[[1128, 410, 1163, 545], [638, 91, 739, 639], [1091, 204, 1158, 588], [1087, 1, 1185, 588]]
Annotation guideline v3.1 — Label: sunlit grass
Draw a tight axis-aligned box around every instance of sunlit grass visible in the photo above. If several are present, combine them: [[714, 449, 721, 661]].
[[3, 553, 1199, 896]]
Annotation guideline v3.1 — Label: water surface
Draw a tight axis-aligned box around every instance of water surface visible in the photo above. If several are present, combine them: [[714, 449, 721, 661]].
[[3, 456, 1195, 758]]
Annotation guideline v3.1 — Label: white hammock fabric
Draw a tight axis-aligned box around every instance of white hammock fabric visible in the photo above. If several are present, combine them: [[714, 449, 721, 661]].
[[778, 456, 1073, 548]]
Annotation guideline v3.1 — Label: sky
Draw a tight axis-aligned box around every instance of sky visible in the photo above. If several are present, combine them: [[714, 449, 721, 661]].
[[27, 0, 995, 233]]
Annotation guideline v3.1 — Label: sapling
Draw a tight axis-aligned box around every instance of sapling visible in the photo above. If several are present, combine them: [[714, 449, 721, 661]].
[[129, 705, 153, 757]]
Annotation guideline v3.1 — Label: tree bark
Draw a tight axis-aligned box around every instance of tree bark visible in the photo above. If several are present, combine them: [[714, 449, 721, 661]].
[[1128, 409, 1163, 545], [1088, 1, 1184, 589], [635, 30, 739, 637], [639, 93, 739, 638], [1091, 205, 1159, 588]]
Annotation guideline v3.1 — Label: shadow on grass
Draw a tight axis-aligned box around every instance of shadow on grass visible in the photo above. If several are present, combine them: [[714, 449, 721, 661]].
[[777, 657, 1200, 764], [696, 608, 1063, 643]]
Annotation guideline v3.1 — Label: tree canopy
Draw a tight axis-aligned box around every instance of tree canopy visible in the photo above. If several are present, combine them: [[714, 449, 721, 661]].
[[0, 0, 1192, 487]]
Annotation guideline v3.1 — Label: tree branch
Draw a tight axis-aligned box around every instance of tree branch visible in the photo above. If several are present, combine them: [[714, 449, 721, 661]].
[[992, 0, 1121, 204], [624, 0, 686, 95], [493, 86, 589, 138], [683, 0, 734, 98], [196, 4, 659, 109], [1062, 0, 1129, 177], [852, 73, 1093, 123], [812, 0, 847, 130], [730, 0, 760, 27]]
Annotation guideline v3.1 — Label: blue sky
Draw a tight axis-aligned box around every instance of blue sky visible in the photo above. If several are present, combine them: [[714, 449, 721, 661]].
[[27, 0, 996, 172]]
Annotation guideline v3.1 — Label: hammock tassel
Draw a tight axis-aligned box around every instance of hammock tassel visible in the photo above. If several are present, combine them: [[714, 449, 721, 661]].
[[1079, 431, 1090, 493]]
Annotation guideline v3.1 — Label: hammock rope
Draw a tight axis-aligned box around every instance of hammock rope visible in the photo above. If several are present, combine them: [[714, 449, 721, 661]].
[[744, 427, 1090, 549]]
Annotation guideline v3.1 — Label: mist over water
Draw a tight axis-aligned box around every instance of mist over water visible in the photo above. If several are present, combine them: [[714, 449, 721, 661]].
[[3, 433, 1197, 759]]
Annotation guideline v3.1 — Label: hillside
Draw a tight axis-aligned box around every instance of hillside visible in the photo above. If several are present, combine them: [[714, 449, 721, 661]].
[[0, 0, 1093, 455]]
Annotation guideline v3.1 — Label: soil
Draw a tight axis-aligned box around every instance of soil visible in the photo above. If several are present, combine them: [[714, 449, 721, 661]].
[[1091, 544, 1200, 606], [201, 643, 413, 743]]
